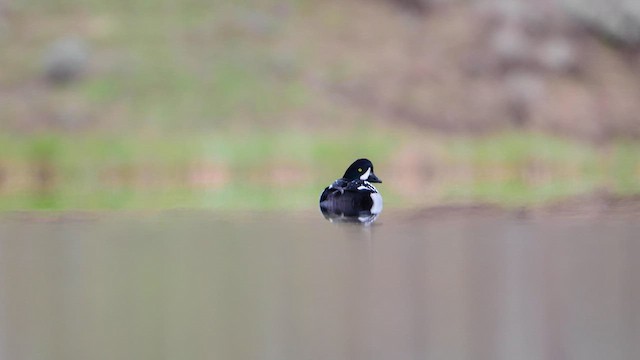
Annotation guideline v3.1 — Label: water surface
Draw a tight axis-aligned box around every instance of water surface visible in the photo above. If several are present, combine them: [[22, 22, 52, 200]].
[[0, 212, 638, 360]]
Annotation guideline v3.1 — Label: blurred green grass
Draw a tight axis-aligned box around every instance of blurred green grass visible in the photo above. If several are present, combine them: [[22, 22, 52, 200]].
[[0, 131, 396, 210], [0, 131, 638, 211], [443, 134, 640, 205]]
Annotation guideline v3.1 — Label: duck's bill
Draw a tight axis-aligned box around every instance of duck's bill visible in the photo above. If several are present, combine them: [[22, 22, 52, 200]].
[[368, 173, 382, 183]]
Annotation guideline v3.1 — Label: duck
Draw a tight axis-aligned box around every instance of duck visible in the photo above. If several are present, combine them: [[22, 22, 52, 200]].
[[319, 158, 383, 222]]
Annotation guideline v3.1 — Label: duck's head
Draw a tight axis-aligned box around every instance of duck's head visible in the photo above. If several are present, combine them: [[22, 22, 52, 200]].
[[343, 158, 382, 183]]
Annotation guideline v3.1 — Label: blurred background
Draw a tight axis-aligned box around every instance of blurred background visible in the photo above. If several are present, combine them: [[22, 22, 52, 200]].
[[1, 0, 640, 211], [2, 3, 640, 359]]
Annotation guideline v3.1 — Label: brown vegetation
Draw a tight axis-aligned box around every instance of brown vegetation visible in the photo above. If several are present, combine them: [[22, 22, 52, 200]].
[[316, 0, 640, 140]]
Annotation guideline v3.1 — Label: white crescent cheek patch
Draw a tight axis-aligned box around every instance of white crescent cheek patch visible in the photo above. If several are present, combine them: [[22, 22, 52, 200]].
[[359, 168, 371, 180]]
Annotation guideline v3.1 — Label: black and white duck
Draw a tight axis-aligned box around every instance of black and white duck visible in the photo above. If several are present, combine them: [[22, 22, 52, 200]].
[[319, 158, 383, 223]]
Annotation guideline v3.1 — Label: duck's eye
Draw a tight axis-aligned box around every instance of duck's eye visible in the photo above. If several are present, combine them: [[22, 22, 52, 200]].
[[358, 168, 362, 172]]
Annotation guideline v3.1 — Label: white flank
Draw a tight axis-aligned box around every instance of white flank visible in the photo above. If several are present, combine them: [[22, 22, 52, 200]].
[[370, 193, 383, 214], [359, 167, 371, 180]]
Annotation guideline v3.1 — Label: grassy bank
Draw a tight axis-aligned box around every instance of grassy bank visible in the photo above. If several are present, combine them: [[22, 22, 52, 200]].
[[0, 131, 638, 211]]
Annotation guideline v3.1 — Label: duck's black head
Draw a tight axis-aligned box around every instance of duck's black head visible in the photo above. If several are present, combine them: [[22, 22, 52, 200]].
[[342, 158, 382, 183]]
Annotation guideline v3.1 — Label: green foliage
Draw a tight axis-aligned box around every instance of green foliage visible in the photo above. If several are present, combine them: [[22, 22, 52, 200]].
[[611, 142, 640, 194], [443, 132, 639, 206], [0, 131, 638, 211], [0, 131, 398, 211]]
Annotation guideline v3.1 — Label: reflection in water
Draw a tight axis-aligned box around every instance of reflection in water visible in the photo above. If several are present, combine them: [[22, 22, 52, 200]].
[[0, 212, 639, 360], [320, 208, 379, 225]]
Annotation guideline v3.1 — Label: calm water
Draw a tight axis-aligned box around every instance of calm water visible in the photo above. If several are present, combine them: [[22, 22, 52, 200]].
[[0, 211, 638, 360]]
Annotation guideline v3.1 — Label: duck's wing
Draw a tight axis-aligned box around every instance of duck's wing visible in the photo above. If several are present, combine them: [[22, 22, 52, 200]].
[[345, 179, 378, 193], [345, 179, 365, 191], [331, 178, 349, 190], [321, 180, 373, 201], [319, 179, 349, 203]]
